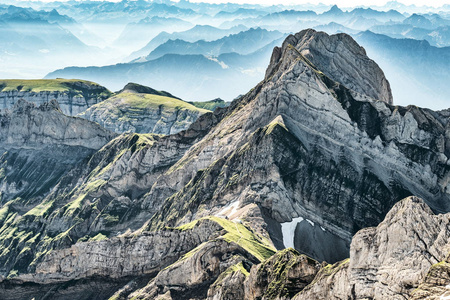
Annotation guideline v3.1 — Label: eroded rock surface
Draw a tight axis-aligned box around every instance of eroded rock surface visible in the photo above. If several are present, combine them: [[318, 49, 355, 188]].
[[0, 29, 449, 299], [295, 197, 450, 300], [79, 83, 209, 134], [0, 79, 111, 116]]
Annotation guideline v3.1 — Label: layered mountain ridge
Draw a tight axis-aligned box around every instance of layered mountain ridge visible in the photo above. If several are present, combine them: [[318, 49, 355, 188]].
[[78, 82, 210, 134], [0, 79, 112, 116], [0, 28, 449, 299]]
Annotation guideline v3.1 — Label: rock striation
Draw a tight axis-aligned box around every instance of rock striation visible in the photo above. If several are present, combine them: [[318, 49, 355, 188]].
[[0, 79, 111, 116], [294, 196, 450, 300], [266, 28, 393, 104], [79, 83, 209, 134], [0, 29, 449, 299], [0, 99, 115, 150]]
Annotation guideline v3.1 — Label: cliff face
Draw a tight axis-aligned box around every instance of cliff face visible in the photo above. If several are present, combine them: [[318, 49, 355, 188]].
[[293, 197, 450, 300], [79, 83, 209, 134], [0, 79, 111, 116], [0, 29, 449, 299]]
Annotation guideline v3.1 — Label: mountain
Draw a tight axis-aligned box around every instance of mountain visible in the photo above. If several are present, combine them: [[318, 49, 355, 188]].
[[348, 7, 405, 22], [0, 99, 115, 212], [45, 38, 284, 101], [112, 16, 193, 52], [79, 83, 209, 134], [3, 29, 450, 299], [344, 16, 382, 31], [313, 22, 358, 35], [0, 6, 106, 78], [318, 6, 404, 27], [353, 31, 450, 109], [403, 13, 434, 29], [0, 79, 111, 116], [368, 24, 450, 47], [214, 8, 267, 19], [294, 196, 450, 299], [54, 0, 197, 24], [259, 9, 318, 24], [127, 24, 248, 62], [143, 27, 285, 61], [189, 98, 230, 111]]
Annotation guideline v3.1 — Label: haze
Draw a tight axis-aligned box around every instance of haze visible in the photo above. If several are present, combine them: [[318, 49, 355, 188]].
[[1, 0, 450, 109]]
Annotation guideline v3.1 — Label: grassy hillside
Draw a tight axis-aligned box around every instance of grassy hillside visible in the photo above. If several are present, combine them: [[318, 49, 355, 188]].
[[190, 99, 230, 111], [0, 79, 111, 96], [92, 92, 210, 113]]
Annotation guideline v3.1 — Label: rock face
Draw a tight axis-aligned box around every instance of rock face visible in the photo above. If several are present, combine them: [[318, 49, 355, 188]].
[[0, 99, 115, 150], [0, 79, 111, 116], [0, 29, 449, 299], [79, 83, 209, 134], [0, 99, 116, 205], [294, 197, 450, 300], [266, 29, 393, 104]]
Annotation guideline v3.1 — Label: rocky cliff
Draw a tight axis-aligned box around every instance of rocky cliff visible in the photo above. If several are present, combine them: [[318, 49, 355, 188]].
[[79, 83, 209, 134], [0, 79, 111, 116], [293, 196, 450, 300], [0, 29, 449, 299]]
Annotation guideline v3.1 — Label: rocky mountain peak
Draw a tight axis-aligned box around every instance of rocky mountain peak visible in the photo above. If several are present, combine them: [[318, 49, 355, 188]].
[[12, 98, 36, 113], [266, 29, 393, 104], [39, 99, 62, 112]]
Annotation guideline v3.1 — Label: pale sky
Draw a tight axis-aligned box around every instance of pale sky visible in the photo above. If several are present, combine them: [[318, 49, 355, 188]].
[[186, 0, 450, 7]]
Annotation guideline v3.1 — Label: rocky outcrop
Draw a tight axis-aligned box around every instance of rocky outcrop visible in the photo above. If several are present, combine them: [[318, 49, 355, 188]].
[[0, 99, 115, 150], [0, 29, 450, 299], [14, 218, 223, 284], [266, 29, 393, 104], [0, 99, 115, 205], [79, 83, 209, 134], [294, 197, 450, 299], [411, 256, 450, 300], [0, 79, 111, 116], [242, 248, 320, 300]]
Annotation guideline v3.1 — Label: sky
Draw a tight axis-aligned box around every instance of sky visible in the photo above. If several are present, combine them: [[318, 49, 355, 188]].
[[185, 0, 450, 7]]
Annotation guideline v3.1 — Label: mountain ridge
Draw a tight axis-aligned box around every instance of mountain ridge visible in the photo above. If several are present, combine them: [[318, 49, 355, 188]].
[[0, 28, 450, 299]]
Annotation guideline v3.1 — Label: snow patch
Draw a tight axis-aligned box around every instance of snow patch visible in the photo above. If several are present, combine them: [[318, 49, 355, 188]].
[[281, 217, 304, 249], [320, 226, 326, 231], [306, 219, 315, 226]]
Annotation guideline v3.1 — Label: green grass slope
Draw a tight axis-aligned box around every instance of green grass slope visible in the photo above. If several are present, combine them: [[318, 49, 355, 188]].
[[0, 79, 111, 96]]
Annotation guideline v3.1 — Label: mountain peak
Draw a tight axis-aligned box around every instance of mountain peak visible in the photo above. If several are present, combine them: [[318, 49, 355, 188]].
[[119, 82, 180, 99], [266, 29, 393, 104], [327, 4, 344, 14]]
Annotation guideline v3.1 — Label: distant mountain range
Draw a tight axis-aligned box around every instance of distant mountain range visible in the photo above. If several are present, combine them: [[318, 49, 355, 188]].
[[354, 31, 450, 109], [113, 16, 194, 53], [142, 27, 285, 61], [46, 28, 286, 101], [127, 24, 248, 61], [1, 0, 450, 110]]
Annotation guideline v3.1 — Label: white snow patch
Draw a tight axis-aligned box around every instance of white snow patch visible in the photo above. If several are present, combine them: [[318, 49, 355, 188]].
[[216, 200, 240, 218], [306, 219, 315, 226], [281, 217, 304, 249], [320, 226, 326, 231]]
